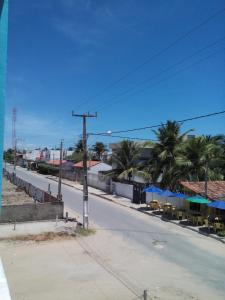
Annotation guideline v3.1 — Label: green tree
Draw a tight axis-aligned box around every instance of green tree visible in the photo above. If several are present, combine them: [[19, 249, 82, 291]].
[[147, 121, 192, 188], [176, 135, 224, 182], [3, 148, 14, 163], [112, 140, 141, 182], [75, 139, 83, 153], [91, 142, 107, 160], [67, 140, 84, 162]]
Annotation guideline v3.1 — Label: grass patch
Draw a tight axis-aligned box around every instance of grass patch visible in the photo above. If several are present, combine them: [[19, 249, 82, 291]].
[[0, 231, 76, 243], [75, 226, 96, 237], [0, 227, 96, 243], [217, 230, 225, 237]]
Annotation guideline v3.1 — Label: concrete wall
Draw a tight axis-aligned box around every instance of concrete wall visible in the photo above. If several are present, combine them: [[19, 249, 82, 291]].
[[87, 173, 110, 192], [0, 202, 64, 223], [146, 192, 185, 209], [111, 181, 133, 200], [4, 171, 57, 203]]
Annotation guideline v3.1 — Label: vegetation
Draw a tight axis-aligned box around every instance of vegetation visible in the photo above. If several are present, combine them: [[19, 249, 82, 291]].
[[91, 142, 108, 160], [67, 151, 83, 163], [4, 148, 14, 163], [217, 230, 225, 237], [109, 121, 225, 189], [37, 163, 59, 176], [66, 139, 84, 162], [110, 140, 141, 182]]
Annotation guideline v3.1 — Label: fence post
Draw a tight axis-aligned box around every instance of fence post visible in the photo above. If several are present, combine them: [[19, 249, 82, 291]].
[[143, 290, 148, 300]]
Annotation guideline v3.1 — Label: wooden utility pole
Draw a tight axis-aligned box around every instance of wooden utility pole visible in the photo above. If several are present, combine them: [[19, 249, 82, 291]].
[[72, 111, 97, 229], [57, 140, 63, 201]]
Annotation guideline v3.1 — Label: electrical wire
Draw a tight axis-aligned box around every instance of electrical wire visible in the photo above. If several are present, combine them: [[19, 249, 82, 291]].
[[76, 6, 225, 110], [88, 37, 225, 112], [94, 46, 225, 112], [89, 133, 156, 141], [91, 110, 225, 135]]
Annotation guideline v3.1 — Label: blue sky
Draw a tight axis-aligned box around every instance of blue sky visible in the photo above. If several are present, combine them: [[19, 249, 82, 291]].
[[4, 0, 225, 149]]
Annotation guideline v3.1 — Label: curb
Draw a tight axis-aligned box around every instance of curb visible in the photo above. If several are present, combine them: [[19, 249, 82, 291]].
[[49, 177, 225, 245], [131, 208, 225, 244]]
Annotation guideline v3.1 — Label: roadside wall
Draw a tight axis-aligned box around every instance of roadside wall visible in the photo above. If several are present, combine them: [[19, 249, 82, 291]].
[[87, 173, 110, 192], [0, 202, 64, 223], [4, 170, 57, 203], [111, 181, 133, 200], [146, 192, 185, 209], [62, 170, 77, 181]]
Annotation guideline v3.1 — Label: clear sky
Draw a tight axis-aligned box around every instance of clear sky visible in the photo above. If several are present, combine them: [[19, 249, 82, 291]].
[[4, 0, 225, 150]]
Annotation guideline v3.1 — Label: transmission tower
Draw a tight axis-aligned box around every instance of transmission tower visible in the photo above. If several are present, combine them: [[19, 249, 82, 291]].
[[12, 108, 17, 172]]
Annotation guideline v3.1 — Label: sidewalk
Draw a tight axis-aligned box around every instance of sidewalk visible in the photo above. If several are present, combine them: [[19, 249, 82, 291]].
[[47, 175, 146, 209], [48, 176, 225, 244]]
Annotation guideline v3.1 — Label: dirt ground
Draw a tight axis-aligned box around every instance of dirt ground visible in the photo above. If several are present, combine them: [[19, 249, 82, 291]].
[[2, 178, 33, 206], [0, 222, 224, 300]]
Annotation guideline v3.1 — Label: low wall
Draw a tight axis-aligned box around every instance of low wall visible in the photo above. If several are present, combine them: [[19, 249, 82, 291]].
[[0, 202, 64, 223], [146, 192, 185, 209], [4, 170, 57, 203], [111, 181, 133, 200], [88, 173, 110, 192], [62, 170, 77, 181]]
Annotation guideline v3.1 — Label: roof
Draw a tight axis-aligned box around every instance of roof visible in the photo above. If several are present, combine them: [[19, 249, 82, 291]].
[[47, 160, 67, 166], [74, 160, 101, 168], [180, 181, 225, 200]]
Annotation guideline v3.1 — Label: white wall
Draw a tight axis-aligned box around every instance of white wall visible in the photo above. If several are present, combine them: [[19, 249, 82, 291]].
[[87, 173, 109, 192], [146, 192, 185, 209], [111, 181, 133, 200]]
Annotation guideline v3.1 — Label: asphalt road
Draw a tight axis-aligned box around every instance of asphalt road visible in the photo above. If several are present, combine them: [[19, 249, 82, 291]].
[[5, 165, 225, 298]]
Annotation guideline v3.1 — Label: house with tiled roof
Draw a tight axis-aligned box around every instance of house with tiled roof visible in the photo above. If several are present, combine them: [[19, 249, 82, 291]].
[[180, 181, 225, 200], [74, 160, 112, 191]]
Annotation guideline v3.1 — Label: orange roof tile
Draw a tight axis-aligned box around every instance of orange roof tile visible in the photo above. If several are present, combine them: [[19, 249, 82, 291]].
[[47, 160, 67, 166], [74, 160, 100, 168], [180, 181, 225, 200]]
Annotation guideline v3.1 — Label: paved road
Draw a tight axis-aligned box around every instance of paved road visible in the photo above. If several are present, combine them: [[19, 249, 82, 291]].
[[5, 165, 225, 298]]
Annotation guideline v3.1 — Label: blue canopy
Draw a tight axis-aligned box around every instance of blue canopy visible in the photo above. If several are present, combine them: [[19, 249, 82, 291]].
[[173, 192, 186, 199], [144, 185, 162, 193], [208, 200, 225, 210], [158, 189, 175, 197]]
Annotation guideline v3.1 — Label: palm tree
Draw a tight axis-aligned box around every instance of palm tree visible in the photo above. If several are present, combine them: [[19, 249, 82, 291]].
[[176, 136, 224, 184], [147, 120, 192, 188], [75, 139, 83, 153], [91, 142, 107, 160], [112, 140, 141, 182]]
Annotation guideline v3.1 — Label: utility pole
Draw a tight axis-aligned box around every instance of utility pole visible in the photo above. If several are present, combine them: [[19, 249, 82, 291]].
[[72, 111, 97, 229], [205, 162, 208, 198], [57, 140, 63, 201], [12, 108, 17, 174]]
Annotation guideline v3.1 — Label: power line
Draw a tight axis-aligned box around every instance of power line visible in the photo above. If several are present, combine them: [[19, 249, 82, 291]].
[[91, 110, 225, 135], [94, 46, 225, 112], [89, 133, 156, 141], [76, 6, 225, 109], [90, 37, 225, 112]]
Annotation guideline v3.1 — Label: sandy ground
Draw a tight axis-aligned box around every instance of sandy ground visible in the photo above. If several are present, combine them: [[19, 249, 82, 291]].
[[2, 178, 33, 206], [0, 216, 224, 300]]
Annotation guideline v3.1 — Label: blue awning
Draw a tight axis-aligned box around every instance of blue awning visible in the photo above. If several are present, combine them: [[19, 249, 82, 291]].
[[208, 200, 225, 210], [144, 185, 162, 193], [158, 189, 175, 197], [173, 192, 186, 198]]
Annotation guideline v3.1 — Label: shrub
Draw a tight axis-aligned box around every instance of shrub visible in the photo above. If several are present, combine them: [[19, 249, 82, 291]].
[[217, 230, 225, 237], [38, 163, 59, 176]]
